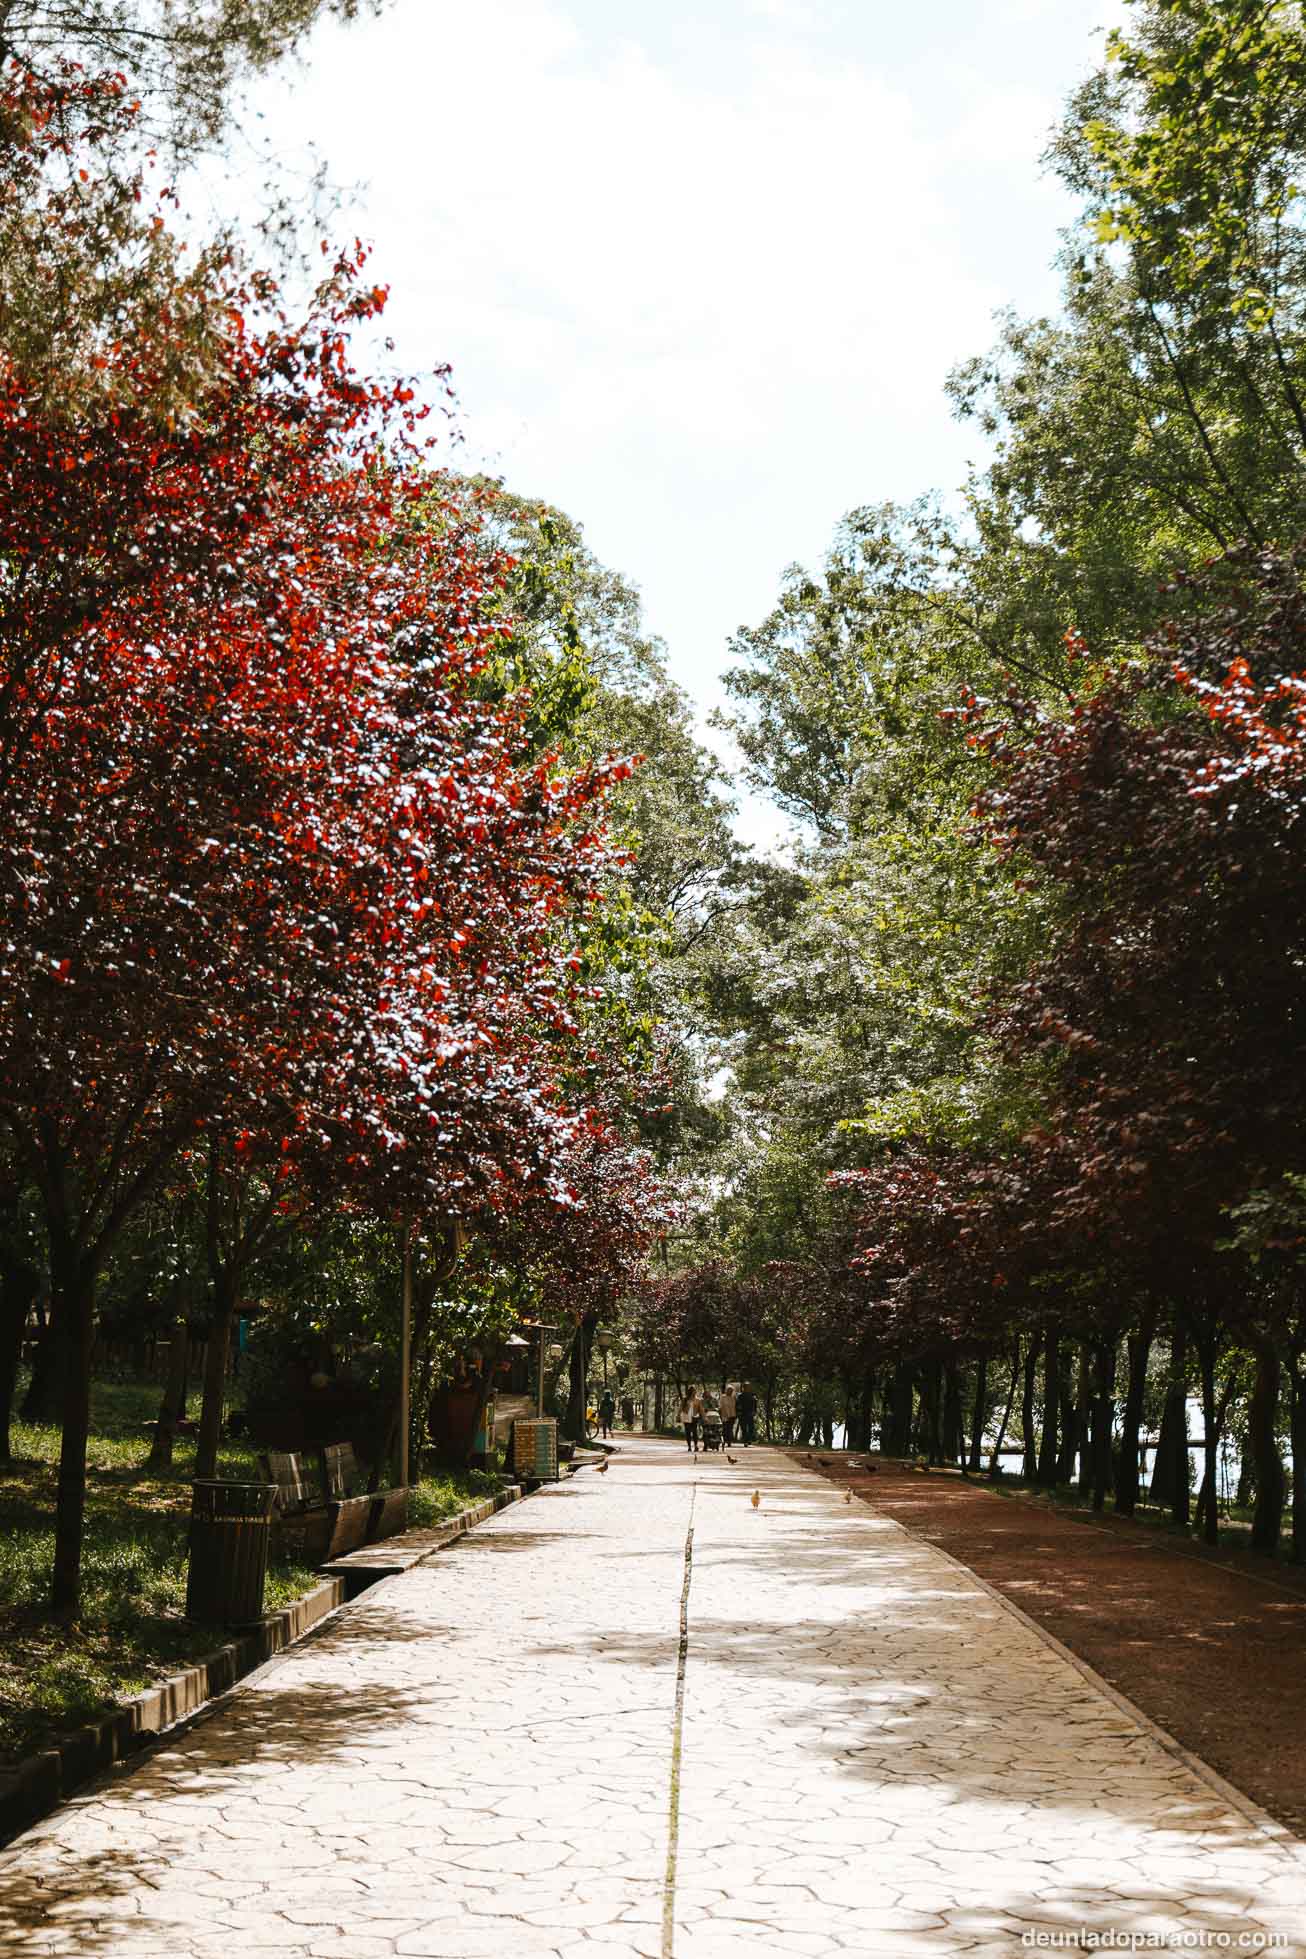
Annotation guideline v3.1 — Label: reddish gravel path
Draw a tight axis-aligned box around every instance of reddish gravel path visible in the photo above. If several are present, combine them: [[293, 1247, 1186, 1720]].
[[803, 1452, 1306, 1839]]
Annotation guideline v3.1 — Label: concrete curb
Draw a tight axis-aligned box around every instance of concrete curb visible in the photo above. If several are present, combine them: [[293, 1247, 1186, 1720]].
[[0, 1574, 345, 1846], [0, 1480, 525, 1848], [799, 1456, 1306, 1871]]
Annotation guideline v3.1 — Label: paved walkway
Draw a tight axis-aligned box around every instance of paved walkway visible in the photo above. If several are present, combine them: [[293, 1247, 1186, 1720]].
[[1, 1439, 1303, 1957]]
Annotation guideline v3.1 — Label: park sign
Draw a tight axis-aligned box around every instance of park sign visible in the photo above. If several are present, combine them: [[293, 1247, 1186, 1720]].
[[513, 1419, 560, 1483]]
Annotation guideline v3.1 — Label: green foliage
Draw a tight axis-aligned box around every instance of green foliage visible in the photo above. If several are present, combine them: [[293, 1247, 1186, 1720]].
[[1086, 0, 1306, 331], [0, 1377, 315, 1764], [407, 1466, 504, 1527], [0, 2, 387, 155]]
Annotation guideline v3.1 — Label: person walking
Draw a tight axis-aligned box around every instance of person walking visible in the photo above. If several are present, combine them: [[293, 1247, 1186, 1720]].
[[620, 1392, 635, 1430], [597, 1389, 615, 1440], [736, 1381, 758, 1446], [719, 1382, 738, 1448], [678, 1387, 699, 1453]]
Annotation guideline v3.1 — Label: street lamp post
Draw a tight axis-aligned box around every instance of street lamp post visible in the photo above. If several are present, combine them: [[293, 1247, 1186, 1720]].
[[596, 1326, 612, 1392], [528, 1323, 559, 1420]]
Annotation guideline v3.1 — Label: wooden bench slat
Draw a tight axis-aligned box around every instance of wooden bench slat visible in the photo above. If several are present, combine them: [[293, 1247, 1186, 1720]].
[[320, 1441, 360, 1500], [262, 1450, 316, 1513]]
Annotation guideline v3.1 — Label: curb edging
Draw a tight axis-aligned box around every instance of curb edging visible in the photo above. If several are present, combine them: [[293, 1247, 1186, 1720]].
[[801, 1457, 1306, 1870], [0, 1480, 524, 1847]]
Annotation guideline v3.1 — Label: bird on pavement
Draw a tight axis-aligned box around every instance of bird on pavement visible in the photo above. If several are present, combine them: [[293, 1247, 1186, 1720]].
[[596, 1459, 609, 1474], [750, 1489, 760, 1509], [844, 1489, 854, 1504], [726, 1454, 737, 1464]]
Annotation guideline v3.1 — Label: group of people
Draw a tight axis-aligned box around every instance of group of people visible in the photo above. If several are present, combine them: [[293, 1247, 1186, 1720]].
[[595, 1390, 636, 1439], [677, 1382, 758, 1453]]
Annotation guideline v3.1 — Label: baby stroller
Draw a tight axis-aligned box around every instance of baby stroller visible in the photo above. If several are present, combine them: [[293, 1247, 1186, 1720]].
[[701, 1406, 724, 1452]]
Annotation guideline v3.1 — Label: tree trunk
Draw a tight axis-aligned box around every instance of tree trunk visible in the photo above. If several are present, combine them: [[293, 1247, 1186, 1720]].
[[1036, 1328, 1060, 1486], [988, 1340, 1020, 1478], [1090, 1337, 1116, 1513], [146, 1316, 190, 1472], [855, 1369, 876, 1452], [943, 1358, 964, 1468], [194, 1279, 236, 1482], [886, 1360, 914, 1456], [1150, 1325, 1190, 1522], [1020, 1339, 1038, 1481], [1248, 1336, 1285, 1556], [1195, 1325, 1220, 1547], [1114, 1317, 1154, 1516], [923, 1357, 944, 1463], [562, 1313, 595, 1444], [1289, 1357, 1306, 1565], [20, 1287, 65, 1424], [50, 1246, 98, 1618], [1055, 1362, 1079, 1485], [1170, 1323, 1192, 1524], [0, 1252, 39, 1465], [967, 1351, 988, 1474], [1074, 1342, 1093, 1495]]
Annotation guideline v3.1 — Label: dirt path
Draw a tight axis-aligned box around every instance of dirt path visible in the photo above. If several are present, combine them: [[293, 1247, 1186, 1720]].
[[807, 1453, 1306, 1840]]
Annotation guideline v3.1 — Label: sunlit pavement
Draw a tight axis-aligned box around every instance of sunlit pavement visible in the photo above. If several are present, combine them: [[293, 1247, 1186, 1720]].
[[1, 1437, 1303, 1957]]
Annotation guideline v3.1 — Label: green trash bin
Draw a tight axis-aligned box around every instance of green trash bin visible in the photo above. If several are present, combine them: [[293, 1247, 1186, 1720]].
[[186, 1479, 277, 1625]]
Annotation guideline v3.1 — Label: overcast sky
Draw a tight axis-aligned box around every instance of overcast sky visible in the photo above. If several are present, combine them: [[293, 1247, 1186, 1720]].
[[240, 0, 1125, 834]]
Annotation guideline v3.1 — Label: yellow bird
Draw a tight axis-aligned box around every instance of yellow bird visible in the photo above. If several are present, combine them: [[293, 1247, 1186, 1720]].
[[750, 1489, 760, 1509]]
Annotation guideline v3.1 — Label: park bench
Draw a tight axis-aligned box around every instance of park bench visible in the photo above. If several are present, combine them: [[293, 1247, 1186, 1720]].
[[261, 1445, 408, 1564]]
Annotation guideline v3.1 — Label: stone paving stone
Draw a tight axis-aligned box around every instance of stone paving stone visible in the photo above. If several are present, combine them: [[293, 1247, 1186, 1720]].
[[675, 1448, 1306, 1954], [0, 1437, 1304, 1956]]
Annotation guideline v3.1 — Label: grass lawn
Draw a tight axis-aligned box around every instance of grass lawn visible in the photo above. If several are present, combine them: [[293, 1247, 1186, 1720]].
[[0, 1376, 505, 1767]]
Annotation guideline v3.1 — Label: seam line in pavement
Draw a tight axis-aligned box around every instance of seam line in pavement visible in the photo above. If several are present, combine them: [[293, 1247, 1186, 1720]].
[[661, 1481, 696, 1959]]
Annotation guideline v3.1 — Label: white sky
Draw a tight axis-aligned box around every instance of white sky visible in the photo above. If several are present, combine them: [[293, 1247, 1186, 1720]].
[[238, 0, 1126, 839]]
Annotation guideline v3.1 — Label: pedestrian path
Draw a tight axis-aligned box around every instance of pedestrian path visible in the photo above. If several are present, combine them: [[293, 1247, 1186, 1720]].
[[1, 1438, 1303, 1957]]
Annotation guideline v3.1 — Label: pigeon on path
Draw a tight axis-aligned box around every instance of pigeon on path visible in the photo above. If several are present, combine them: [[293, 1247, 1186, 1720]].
[[596, 1459, 609, 1474], [750, 1490, 761, 1509], [726, 1454, 738, 1464]]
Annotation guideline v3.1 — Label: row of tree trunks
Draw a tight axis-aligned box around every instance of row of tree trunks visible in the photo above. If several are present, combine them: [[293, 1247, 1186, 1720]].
[[861, 1325, 1306, 1565]]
